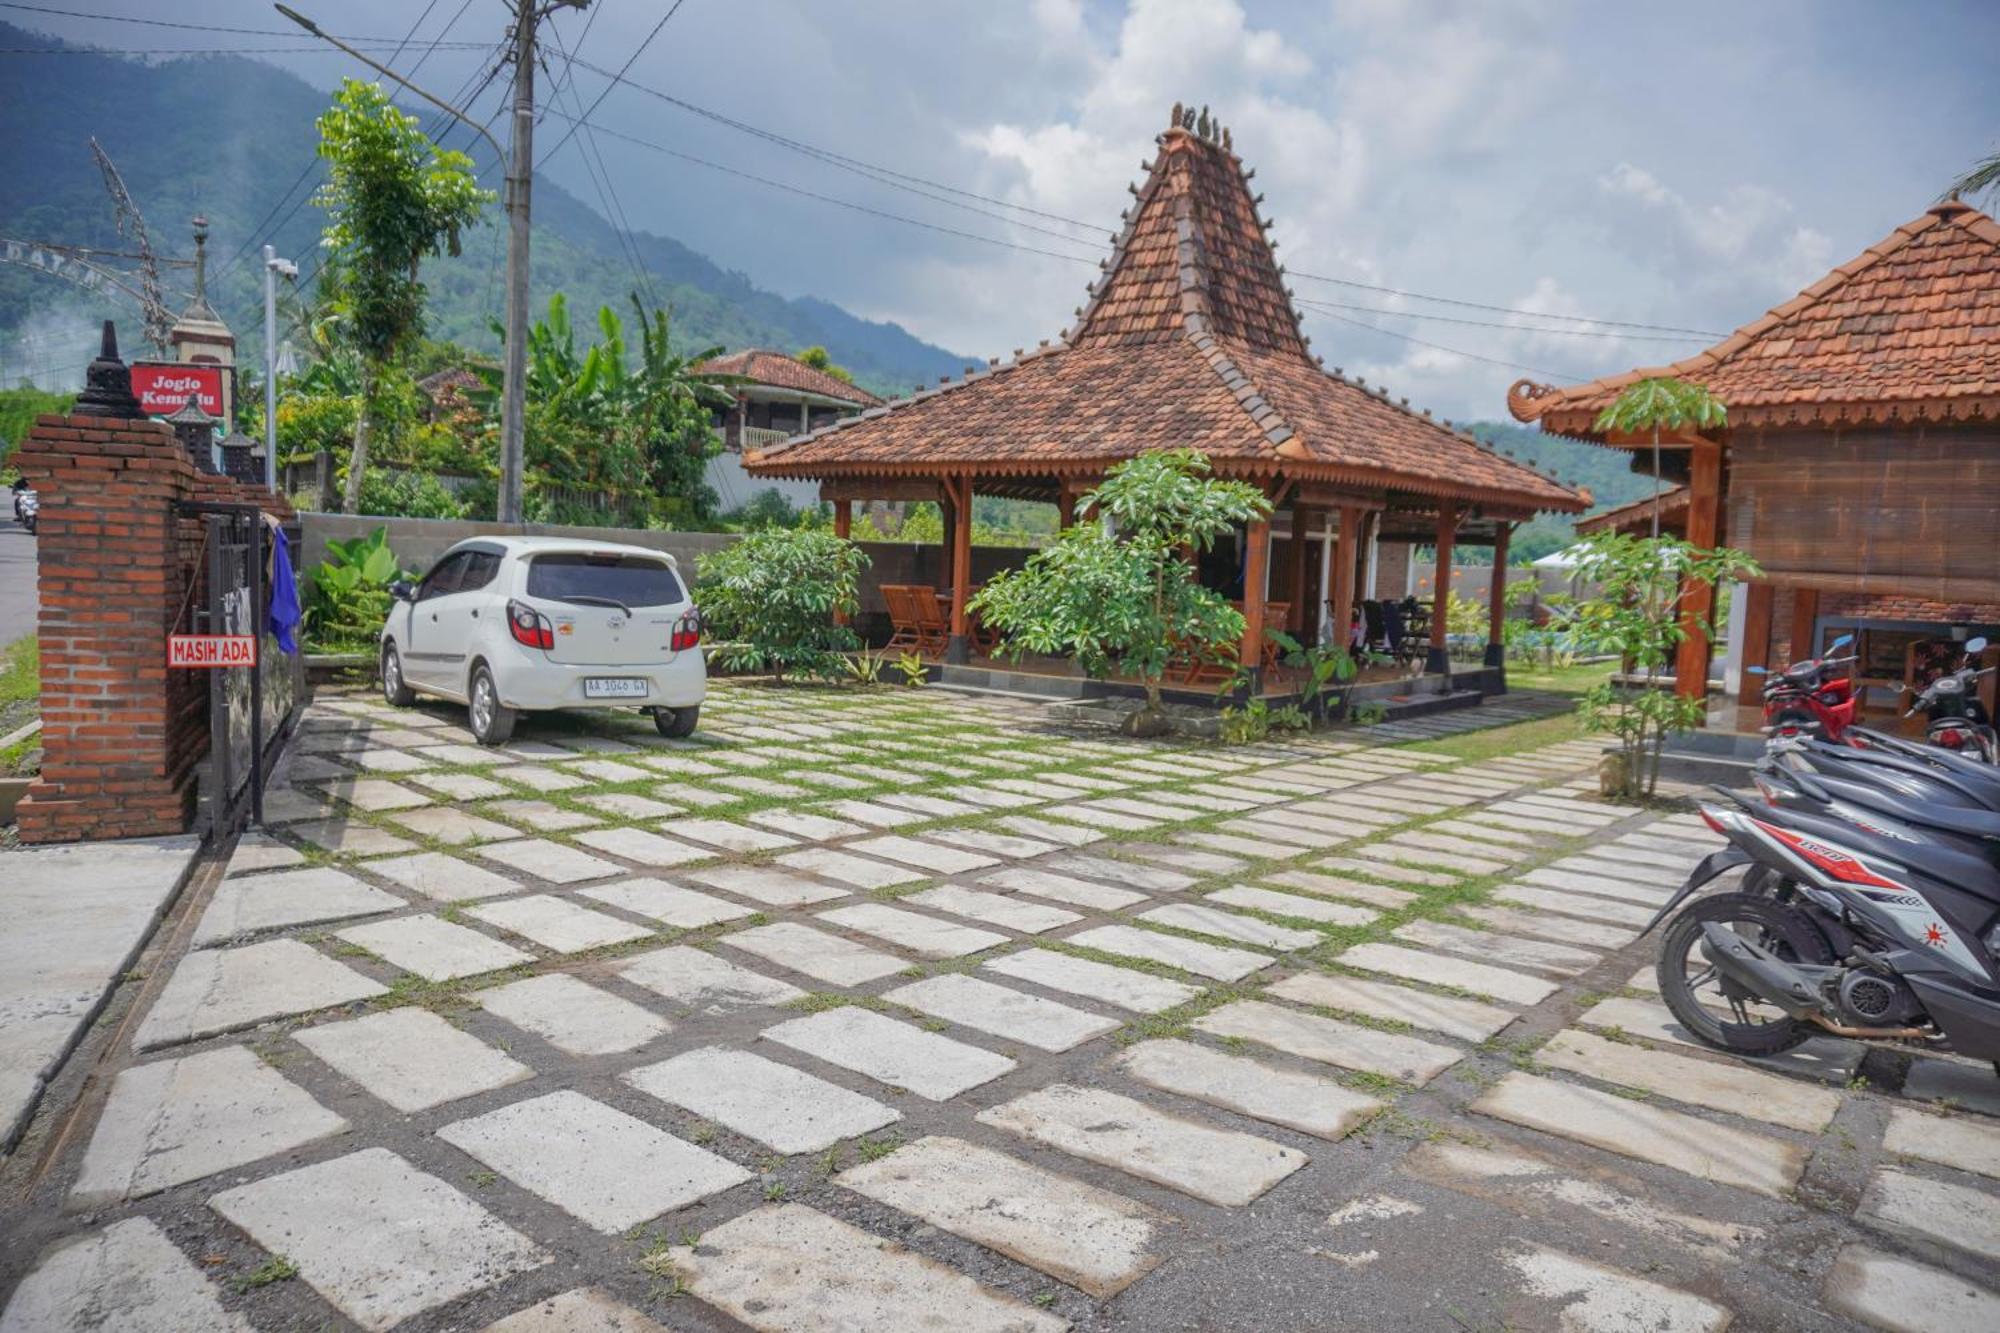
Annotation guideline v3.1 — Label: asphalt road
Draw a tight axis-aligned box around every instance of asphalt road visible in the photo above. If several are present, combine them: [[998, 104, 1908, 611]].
[[0, 520, 37, 646]]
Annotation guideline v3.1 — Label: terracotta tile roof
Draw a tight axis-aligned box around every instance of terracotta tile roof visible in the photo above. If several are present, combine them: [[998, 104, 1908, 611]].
[[749, 109, 1583, 517], [1574, 486, 1689, 537], [1510, 200, 2000, 435], [693, 349, 883, 406]]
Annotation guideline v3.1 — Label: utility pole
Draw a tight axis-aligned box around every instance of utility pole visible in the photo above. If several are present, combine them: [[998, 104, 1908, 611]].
[[498, 1, 535, 525], [262, 245, 298, 493]]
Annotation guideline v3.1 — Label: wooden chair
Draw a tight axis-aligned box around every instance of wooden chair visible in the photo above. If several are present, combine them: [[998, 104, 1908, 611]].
[[882, 586, 924, 653], [1259, 602, 1291, 672], [908, 586, 952, 655]]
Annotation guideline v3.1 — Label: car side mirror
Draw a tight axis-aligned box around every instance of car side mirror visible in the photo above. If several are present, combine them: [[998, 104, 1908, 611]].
[[390, 580, 417, 603]]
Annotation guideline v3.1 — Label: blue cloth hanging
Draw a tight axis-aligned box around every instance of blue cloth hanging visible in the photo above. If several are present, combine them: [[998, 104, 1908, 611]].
[[267, 521, 302, 655]]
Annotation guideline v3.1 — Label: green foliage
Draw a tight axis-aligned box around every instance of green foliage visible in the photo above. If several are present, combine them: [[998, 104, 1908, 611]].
[[1218, 698, 1310, 745], [971, 450, 1270, 719], [724, 488, 817, 531], [893, 652, 928, 687], [696, 528, 865, 681], [0, 386, 74, 468], [795, 344, 854, 384], [1592, 377, 1728, 540], [1567, 529, 1760, 797], [844, 648, 884, 685], [1444, 589, 1487, 638], [1270, 632, 1359, 718], [355, 467, 469, 520], [303, 525, 415, 652]]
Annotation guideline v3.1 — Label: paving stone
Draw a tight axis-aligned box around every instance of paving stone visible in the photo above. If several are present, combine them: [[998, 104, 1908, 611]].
[[578, 792, 684, 821], [335, 915, 534, 980], [579, 878, 754, 928], [1, 1217, 250, 1333], [210, 1147, 548, 1331], [983, 948, 1201, 1013], [475, 838, 623, 884], [1137, 902, 1322, 950], [1125, 843, 1246, 875], [818, 798, 927, 827], [1521, 867, 1667, 906], [1460, 904, 1637, 949], [1266, 970, 1516, 1042], [841, 1134, 1163, 1301], [389, 807, 522, 847], [1333, 942, 1557, 1005], [488, 798, 600, 830], [981, 866, 1146, 911], [1202, 885, 1376, 928], [887, 974, 1118, 1051], [726, 922, 906, 985], [762, 1006, 1014, 1100], [818, 903, 1008, 958], [617, 945, 804, 1013], [747, 809, 867, 840], [287, 819, 419, 858], [1116, 1038, 1382, 1140], [413, 742, 516, 767], [1392, 919, 1600, 976], [568, 758, 652, 783], [295, 1008, 532, 1112], [366, 851, 523, 902], [1902, 1056, 2000, 1117], [624, 1047, 898, 1153], [841, 835, 995, 874], [71, 1045, 348, 1206], [1196, 999, 1463, 1083], [1357, 841, 1507, 876], [350, 747, 431, 774], [319, 777, 433, 812], [713, 774, 813, 800], [879, 793, 988, 819], [224, 834, 306, 876], [1262, 868, 1416, 909], [440, 1089, 749, 1234], [995, 814, 1104, 846], [1884, 1104, 2000, 1181], [483, 1287, 673, 1333], [1064, 924, 1271, 981], [1220, 817, 1345, 850], [467, 894, 653, 953], [136, 939, 388, 1051], [1179, 830, 1295, 859], [1506, 1247, 1731, 1333], [663, 1202, 1065, 1333], [477, 973, 669, 1055], [1042, 853, 1194, 893], [1823, 1245, 2000, 1333], [1579, 995, 1863, 1083], [191, 867, 403, 947], [1857, 1165, 2000, 1267], [688, 864, 848, 907], [408, 771, 514, 802], [1313, 855, 1455, 886], [1056, 804, 1164, 833], [1540, 1029, 1843, 1133], [926, 827, 1059, 859], [1469, 1072, 1805, 1198], [665, 819, 798, 854], [1492, 884, 1656, 928], [906, 885, 1079, 934], [978, 1082, 1304, 1207]]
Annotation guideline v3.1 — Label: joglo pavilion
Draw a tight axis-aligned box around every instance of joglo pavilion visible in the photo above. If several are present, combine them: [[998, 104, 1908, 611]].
[[745, 104, 1587, 698]]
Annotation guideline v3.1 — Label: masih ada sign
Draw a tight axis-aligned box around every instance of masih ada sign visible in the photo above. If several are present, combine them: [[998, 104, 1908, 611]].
[[168, 634, 257, 668]]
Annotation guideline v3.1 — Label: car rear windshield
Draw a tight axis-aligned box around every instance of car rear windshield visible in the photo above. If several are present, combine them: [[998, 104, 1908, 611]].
[[526, 553, 685, 609]]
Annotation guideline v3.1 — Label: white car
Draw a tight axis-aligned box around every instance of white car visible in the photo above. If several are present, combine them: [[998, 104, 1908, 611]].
[[379, 536, 705, 745]]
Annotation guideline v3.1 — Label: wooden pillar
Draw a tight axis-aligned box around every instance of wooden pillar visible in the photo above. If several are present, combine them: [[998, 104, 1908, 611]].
[[832, 499, 853, 626], [1736, 579, 1775, 724], [936, 491, 956, 587], [1240, 515, 1271, 678], [1426, 502, 1458, 674], [1789, 585, 1819, 663], [1287, 506, 1312, 637], [1056, 487, 1075, 530], [947, 474, 973, 663], [1484, 522, 1512, 668], [1330, 506, 1361, 662], [1674, 441, 1723, 703]]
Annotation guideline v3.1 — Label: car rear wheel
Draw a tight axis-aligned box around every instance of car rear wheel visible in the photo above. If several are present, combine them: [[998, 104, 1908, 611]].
[[654, 705, 699, 738], [468, 664, 516, 745], [381, 643, 416, 707]]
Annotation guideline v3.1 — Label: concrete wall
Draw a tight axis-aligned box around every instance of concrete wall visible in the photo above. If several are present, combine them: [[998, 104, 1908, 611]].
[[704, 454, 820, 514]]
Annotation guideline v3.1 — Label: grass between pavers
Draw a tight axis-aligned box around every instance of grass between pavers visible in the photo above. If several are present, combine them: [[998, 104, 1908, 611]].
[[1399, 711, 1588, 764]]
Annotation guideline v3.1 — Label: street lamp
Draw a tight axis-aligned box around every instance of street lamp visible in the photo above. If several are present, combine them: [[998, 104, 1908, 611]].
[[262, 245, 298, 493]]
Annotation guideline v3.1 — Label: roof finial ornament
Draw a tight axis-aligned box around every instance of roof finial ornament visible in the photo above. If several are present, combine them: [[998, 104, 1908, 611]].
[[1180, 104, 1197, 132], [1223, 127, 1232, 152], [1170, 102, 1183, 130], [1197, 105, 1212, 140]]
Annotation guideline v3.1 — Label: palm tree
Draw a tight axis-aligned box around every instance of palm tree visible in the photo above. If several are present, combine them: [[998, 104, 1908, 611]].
[[1592, 377, 1728, 538], [1948, 150, 2000, 205]]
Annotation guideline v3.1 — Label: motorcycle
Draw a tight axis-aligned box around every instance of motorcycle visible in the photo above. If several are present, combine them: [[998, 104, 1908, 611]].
[[1645, 788, 2000, 1074], [1899, 636, 1997, 763], [16, 486, 36, 535], [1748, 633, 1859, 742]]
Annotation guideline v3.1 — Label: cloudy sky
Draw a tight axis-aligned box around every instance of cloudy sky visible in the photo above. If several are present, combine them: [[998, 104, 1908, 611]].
[[26, 0, 2000, 419]]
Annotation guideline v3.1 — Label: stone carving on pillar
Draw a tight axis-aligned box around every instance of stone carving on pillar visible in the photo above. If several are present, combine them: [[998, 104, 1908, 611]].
[[72, 320, 142, 419]]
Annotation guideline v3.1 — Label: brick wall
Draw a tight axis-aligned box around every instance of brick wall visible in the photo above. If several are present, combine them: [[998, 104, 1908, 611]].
[[14, 410, 293, 844]]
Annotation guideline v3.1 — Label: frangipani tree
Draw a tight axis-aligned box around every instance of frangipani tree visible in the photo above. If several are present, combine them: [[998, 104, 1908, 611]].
[[971, 449, 1270, 735], [1592, 377, 1727, 537]]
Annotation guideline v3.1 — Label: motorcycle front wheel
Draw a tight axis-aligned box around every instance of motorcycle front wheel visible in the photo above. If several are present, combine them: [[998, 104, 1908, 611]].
[[1656, 891, 1834, 1057]]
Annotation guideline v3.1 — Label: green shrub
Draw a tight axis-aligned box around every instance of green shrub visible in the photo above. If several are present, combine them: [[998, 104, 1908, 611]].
[[356, 468, 469, 520], [696, 529, 866, 681], [304, 526, 416, 652]]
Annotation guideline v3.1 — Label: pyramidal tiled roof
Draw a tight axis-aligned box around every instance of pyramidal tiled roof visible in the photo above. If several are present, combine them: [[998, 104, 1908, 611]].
[[693, 349, 883, 406], [749, 107, 1585, 515], [1510, 200, 2000, 435]]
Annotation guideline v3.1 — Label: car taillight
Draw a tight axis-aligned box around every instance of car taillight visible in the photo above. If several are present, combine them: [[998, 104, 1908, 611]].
[[508, 599, 554, 650], [670, 608, 702, 653]]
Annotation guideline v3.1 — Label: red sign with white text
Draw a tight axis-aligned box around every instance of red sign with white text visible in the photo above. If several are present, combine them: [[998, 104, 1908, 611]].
[[131, 362, 226, 417], [168, 635, 257, 668]]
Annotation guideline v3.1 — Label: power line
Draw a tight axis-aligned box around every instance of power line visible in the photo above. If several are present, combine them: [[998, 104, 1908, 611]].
[[534, 0, 688, 171], [1288, 270, 1726, 337], [542, 12, 656, 307], [0, 42, 488, 55], [0, 2, 468, 42], [1291, 295, 1709, 343], [1307, 307, 1586, 383]]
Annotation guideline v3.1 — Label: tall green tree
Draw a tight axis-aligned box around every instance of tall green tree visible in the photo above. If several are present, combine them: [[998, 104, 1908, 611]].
[[795, 344, 855, 384], [312, 79, 491, 513], [1592, 377, 1727, 538]]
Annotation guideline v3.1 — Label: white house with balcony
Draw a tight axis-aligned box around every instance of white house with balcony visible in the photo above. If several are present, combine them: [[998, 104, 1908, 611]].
[[696, 348, 883, 512]]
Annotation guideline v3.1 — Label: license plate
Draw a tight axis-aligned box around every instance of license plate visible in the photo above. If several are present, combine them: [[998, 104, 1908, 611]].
[[584, 677, 649, 699]]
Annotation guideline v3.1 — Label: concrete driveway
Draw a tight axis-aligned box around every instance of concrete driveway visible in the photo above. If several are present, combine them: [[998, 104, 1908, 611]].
[[0, 520, 37, 647]]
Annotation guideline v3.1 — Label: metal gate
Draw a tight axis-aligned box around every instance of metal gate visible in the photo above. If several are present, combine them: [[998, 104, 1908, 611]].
[[183, 501, 304, 834]]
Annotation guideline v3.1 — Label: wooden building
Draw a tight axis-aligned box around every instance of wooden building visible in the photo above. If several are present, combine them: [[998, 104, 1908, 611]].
[[696, 349, 883, 453], [1509, 199, 2000, 722], [745, 105, 1583, 686]]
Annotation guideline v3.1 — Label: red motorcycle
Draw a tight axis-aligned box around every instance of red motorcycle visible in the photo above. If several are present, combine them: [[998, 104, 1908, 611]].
[[1749, 633, 1858, 742]]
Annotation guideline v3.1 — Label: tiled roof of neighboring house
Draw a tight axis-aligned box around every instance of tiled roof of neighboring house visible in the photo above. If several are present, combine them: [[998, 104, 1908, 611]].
[[749, 108, 1584, 517], [1574, 486, 1689, 537], [1509, 200, 2000, 436], [417, 367, 482, 399], [694, 349, 883, 407]]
